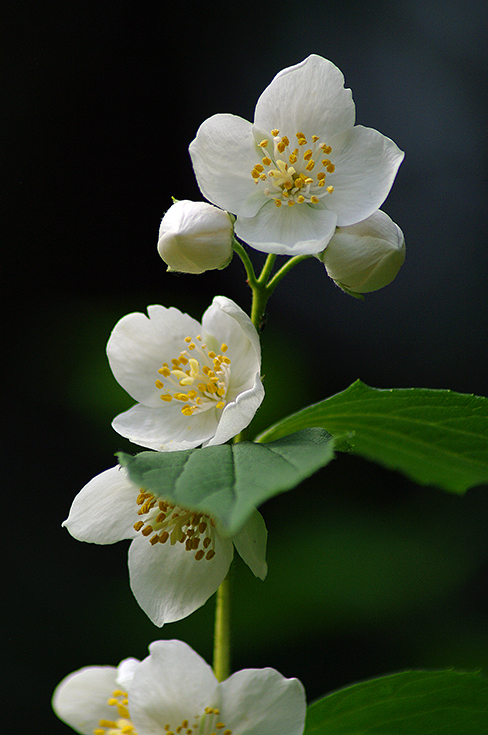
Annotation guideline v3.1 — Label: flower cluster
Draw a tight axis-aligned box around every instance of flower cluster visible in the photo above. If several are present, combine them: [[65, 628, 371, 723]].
[[53, 640, 306, 735], [56, 53, 405, 734]]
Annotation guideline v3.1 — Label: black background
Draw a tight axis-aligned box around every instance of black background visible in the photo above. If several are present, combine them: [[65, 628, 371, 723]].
[[4, 1, 488, 732]]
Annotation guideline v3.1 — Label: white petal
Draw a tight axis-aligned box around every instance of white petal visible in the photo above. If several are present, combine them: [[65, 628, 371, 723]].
[[254, 55, 355, 141], [203, 299, 261, 397], [235, 201, 337, 255], [232, 510, 268, 579], [107, 305, 202, 408], [220, 668, 306, 735], [112, 403, 219, 451], [203, 296, 261, 369], [129, 640, 218, 735], [128, 533, 234, 626], [52, 666, 118, 735], [189, 114, 262, 216], [325, 125, 405, 226], [116, 657, 141, 690], [62, 466, 138, 544], [204, 372, 264, 448]]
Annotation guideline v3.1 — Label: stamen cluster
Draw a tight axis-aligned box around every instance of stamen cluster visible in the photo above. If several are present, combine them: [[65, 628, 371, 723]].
[[155, 335, 231, 417], [164, 707, 234, 735], [251, 130, 335, 207], [133, 490, 217, 561], [94, 689, 136, 735]]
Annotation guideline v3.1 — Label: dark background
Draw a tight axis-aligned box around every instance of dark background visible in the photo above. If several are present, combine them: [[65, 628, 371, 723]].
[[4, 0, 488, 731]]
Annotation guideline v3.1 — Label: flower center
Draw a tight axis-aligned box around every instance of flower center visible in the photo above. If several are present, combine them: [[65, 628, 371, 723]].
[[133, 490, 217, 561], [164, 707, 236, 735], [94, 689, 136, 735], [155, 335, 231, 417], [251, 129, 335, 207]]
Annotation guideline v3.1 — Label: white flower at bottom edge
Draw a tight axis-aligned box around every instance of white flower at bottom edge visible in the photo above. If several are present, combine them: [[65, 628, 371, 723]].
[[53, 639, 306, 735], [319, 210, 405, 294], [63, 466, 268, 626], [107, 296, 264, 452]]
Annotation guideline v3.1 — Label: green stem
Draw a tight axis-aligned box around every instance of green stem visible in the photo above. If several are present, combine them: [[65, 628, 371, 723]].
[[266, 255, 311, 294], [256, 253, 277, 285], [213, 573, 231, 681], [232, 238, 258, 289]]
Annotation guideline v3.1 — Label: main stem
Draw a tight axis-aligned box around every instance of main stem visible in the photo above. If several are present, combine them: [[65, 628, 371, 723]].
[[213, 573, 231, 681], [213, 242, 307, 680]]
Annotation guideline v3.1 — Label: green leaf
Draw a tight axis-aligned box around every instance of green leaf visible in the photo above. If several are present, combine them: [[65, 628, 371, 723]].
[[305, 670, 488, 735], [256, 380, 488, 493], [118, 428, 335, 536]]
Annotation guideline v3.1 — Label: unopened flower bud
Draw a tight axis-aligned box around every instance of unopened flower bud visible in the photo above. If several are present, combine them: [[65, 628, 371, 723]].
[[319, 210, 405, 294], [158, 200, 234, 274]]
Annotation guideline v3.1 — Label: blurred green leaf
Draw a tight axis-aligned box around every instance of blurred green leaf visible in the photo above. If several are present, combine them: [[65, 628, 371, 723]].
[[118, 428, 335, 535], [256, 380, 488, 493], [305, 670, 488, 735]]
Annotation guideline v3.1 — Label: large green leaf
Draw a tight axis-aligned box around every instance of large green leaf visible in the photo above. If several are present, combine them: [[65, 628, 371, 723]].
[[118, 428, 335, 536], [305, 670, 488, 735], [256, 380, 488, 493]]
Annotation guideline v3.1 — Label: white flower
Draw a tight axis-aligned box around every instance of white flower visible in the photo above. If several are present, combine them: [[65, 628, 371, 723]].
[[189, 54, 404, 257], [63, 466, 268, 626], [320, 210, 405, 294], [157, 200, 234, 274], [52, 657, 140, 735], [107, 296, 264, 452], [53, 639, 306, 735]]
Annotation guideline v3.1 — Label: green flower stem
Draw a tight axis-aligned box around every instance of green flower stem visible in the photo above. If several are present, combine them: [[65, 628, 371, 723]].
[[232, 238, 258, 289], [256, 253, 277, 285], [213, 239, 312, 681], [233, 236, 311, 330], [213, 573, 231, 681], [266, 255, 311, 294], [213, 245, 307, 681]]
